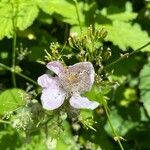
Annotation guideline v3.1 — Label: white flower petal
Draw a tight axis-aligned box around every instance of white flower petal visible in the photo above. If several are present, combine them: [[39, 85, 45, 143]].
[[70, 93, 99, 110], [68, 62, 95, 92], [46, 61, 64, 75], [41, 88, 66, 110], [37, 74, 59, 88]]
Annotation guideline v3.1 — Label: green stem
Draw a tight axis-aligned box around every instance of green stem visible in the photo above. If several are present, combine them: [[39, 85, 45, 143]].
[[103, 102, 124, 150], [16, 71, 38, 86], [91, 37, 95, 59], [104, 41, 150, 69], [0, 63, 38, 86], [11, 1, 19, 87], [74, 0, 82, 33], [0, 120, 11, 124], [64, 24, 69, 42], [12, 31, 17, 87]]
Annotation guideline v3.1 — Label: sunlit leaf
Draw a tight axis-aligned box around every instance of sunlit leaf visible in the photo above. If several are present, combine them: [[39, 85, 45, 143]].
[[95, 1, 150, 51], [99, 2, 137, 22], [0, 0, 39, 39], [0, 88, 26, 114], [37, 0, 84, 25], [105, 22, 150, 51]]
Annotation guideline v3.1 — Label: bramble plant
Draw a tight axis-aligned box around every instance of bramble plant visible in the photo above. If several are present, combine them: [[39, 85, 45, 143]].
[[0, 0, 150, 150]]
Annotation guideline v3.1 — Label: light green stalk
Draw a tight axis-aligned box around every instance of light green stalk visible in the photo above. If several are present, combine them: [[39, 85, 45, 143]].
[[103, 101, 124, 150]]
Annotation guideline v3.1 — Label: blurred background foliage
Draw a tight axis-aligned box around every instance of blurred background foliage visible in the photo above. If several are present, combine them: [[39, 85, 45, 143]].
[[0, 0, 150, 150]]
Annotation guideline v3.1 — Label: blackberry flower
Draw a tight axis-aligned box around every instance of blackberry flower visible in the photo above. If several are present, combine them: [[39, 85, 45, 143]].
[[38, 61, 99, 110]]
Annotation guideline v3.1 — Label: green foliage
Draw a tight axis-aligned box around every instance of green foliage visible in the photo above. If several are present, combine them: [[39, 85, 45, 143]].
[[0, 88, 26, 114], [56, 121, 79, 150], [0, 129, 21, 149], [71, 2, 150, 52], [0, 0, 150, 149], [105, 22, 150, 51], [0, 0, 39, 39], [104, 109, 138, 137], [95, 2, 150, 51], [37, 0, 84, 25], [18, 133, 47, 150], [85, 85, 108, 104], [139, 57, 150, 116], [99, 2, 137, 21]]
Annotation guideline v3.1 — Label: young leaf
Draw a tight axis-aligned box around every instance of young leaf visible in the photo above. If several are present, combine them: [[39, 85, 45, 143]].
[[0, 88, 26, 114]]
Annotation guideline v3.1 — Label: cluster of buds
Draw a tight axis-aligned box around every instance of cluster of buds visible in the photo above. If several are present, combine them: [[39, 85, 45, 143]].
[[77, 110, 97, 131], [87, 25, 108, 41], [68, 26, 111, 76], [44, 26, 111, 76], [44, 42, 62, 61], [11, 98, 43, 131], [16, 43, 31, 61], [68, 25, 108, 52], [12, 107, 34, 130]]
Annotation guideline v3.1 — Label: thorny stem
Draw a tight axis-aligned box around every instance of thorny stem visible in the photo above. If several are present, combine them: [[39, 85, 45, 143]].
[[74, 0, 82, 33], [104, 42, 150, 69], [0, 63, 38, 86], [103, 101, 124, 150]]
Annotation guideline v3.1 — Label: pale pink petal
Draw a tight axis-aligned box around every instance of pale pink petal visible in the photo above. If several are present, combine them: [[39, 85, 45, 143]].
[[37, 74, 59, 89], [68, 62, 95, 92], [46, 61, 64, 75], [70, 93, 99, 110], [41, 88, 66, 110]]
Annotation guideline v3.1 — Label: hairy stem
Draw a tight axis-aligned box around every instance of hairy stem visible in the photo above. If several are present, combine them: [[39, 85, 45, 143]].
[[104, 41, 150, 69], [0, 63, 38, 86]]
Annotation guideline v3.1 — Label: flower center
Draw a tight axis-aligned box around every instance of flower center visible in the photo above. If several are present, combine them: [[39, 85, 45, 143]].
[[59, 69, 81, 93], [68, 74, 79, 83], [59, 65, 92, 94]]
